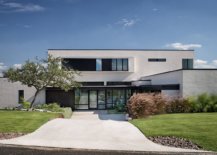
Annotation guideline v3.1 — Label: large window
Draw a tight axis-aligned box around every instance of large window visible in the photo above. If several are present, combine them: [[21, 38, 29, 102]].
[[62, 58, 128, 71], [112, 59, 128, 71], [182, 59, 193, 69], [75, 89, 88, 109]]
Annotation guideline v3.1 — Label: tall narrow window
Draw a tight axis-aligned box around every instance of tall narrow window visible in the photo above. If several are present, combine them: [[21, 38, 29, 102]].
[[123, 59, 128, 71], [18, 90, 24, 103], [112, 59, 117, 71], [117, 59, 122, 71], [96, 59, 102, 71]]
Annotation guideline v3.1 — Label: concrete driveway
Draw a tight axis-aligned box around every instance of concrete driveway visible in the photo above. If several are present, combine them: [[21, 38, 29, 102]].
[[0, 111, 205, 152]]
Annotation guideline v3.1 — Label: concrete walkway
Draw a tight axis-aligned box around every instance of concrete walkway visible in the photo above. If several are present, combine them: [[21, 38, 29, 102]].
[[0, 111, 206, 152]]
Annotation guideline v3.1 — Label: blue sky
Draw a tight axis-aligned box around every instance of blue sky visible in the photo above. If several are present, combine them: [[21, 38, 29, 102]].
[[0, 0, 217, 74]]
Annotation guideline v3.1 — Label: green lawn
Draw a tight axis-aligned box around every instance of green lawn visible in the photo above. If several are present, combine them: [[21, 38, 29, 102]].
[[130, 113, 217, 152], [0, 110, 61, 133]]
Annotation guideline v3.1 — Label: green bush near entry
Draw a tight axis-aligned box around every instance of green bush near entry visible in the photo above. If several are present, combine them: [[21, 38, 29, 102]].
[[114, 103, 126, 112], [189, 93, 217, 112], [62, 108, 73, 118], [34, 103, 64, 112]]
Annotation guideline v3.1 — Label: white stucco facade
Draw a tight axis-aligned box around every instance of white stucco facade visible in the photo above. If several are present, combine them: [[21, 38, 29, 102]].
[[141, 70, 217, 98], [48, 49, 194, 83], [1, 49, 217, 109], [0, 78, 45, 108]]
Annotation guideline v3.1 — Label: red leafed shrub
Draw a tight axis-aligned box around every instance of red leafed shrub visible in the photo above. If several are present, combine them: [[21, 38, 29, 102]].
[[165, 98, 192, 113], [127, 93, 167, 118]]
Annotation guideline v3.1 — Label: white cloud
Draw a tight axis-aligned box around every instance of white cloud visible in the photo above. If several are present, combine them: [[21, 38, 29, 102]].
[[117, 18, 139, 28], [166, 42, 202, 50], [194, 59, 217, 68], [0, 62, 7, 77], [13, 64, 22, 69], [23, 24, 31, 28], [0, 1, 45, 12]]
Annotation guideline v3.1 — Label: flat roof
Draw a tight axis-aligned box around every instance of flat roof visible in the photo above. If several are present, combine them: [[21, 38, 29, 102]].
[[48, 49, 194, 51]]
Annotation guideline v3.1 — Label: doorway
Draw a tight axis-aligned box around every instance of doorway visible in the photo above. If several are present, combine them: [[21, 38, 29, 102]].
[[89, 90, 97, 109]]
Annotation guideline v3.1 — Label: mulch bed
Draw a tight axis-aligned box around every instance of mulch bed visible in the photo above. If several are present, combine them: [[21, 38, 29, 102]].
[[148, 136, 202, 150], [0, 133, 26, 140]]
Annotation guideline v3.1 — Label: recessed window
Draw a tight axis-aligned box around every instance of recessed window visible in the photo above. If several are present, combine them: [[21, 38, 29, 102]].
[[112, 59, 117, 71], [117, 59, 123, 71], [182, 59, 193, 69], [148, 58, 166, 62], [18, 90, 24, 103], [112, 59, 128, 71]]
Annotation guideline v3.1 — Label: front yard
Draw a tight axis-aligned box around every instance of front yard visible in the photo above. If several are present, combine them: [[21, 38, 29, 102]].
[[0, 110, 61, 133], [130, 113, 217, 152]]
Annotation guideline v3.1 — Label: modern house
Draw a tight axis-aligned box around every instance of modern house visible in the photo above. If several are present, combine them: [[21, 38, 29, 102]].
[[1, 49, 217, 110]]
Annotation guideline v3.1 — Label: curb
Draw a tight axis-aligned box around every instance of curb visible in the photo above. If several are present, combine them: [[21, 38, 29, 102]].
[[0, 144, 216, 155]]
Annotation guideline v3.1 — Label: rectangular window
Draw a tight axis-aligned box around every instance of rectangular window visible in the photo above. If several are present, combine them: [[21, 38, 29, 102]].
[[123, 59, 128, 71], [148, 58, 166, 62], [112, 59, 117, 71], [96, 59, 102, 71], [182, 59, 193, 69], [18, 90, 24, 103], [102, 59, 112, 71], [117, 59, 123, 71]]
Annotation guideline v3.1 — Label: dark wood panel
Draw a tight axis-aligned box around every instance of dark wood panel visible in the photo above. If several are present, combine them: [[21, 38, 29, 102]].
[[46, 89, 74, 108]]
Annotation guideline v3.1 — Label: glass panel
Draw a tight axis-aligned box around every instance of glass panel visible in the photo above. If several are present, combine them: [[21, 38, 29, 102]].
[[182, 59, 188, 69], [123, 59, 128, 71], [112, 59, 117, 71], [107, 90, 113, 104], [96, 59, 102, 71], [117, 59, 122, 71], [188, 59, 193, 69], [98, 90, 105, 109], [89, 91, 97, 109], [75, 104, 88, 110], [75, 89, 88, 105], [113, 89, 125, 105], [126, 89, 132, 100]]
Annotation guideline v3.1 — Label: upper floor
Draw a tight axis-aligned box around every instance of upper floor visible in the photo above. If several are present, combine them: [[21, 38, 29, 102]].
[[48, 49, 194, 82]]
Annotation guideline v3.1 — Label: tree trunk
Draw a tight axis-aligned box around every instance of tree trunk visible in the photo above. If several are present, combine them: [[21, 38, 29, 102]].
[[30, 89, 40, 109]]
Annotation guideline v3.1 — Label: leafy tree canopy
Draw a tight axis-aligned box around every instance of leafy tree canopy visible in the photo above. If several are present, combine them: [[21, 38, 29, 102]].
[[5, 54, 80, 108]]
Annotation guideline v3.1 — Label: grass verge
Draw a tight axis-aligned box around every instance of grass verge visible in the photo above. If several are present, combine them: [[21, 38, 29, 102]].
[[130, 113, 217, 152], [0, 110, 61, 133]]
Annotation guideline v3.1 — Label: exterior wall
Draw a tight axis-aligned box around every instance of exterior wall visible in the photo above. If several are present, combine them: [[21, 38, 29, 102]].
[[182, 70, 217, 97], [48, 49, 194, 83], [0, 78, 45, 108], [140, 70, 183, 97]]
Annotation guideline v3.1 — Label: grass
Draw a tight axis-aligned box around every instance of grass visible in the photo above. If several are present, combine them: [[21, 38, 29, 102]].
[[130, 113, 217, 152], [0, 110, 61, 133]]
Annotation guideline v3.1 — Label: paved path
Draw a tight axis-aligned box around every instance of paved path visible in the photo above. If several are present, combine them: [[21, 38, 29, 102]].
[[0, 111, 206, 152]]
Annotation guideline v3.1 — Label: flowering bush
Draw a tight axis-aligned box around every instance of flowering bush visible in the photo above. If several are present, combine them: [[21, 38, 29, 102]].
[[127, 93, 167, 118]]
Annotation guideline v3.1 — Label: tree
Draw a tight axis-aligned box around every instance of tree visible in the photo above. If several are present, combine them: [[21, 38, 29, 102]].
[[5, 55, 80, 109]]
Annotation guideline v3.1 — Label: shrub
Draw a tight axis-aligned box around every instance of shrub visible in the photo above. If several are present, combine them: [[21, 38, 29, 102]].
[[20, 101, 31, 109], [166, 98, 191, 113], [114, 103, 126, 112], [34, 103, 63, 112], [189, 93, 217, 112], [127, 93, 167, 118]]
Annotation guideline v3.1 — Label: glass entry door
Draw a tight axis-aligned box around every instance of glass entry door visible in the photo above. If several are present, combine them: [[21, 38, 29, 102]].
[[89, 90, 97, 109]]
